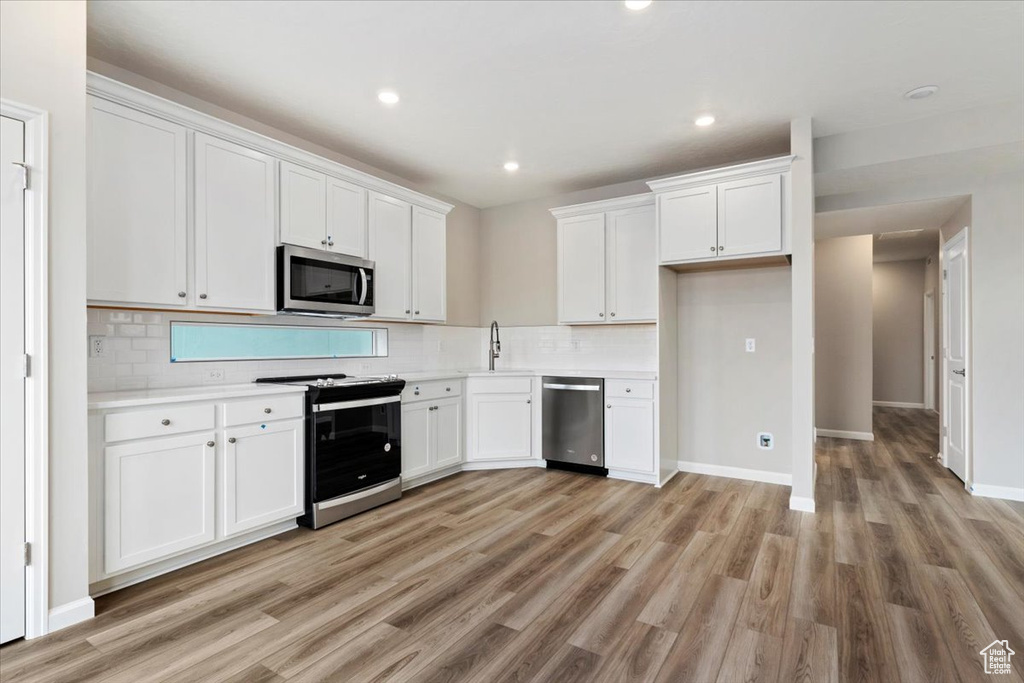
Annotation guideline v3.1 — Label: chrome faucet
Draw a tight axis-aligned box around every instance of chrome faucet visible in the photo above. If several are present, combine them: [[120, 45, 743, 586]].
[[489, 320, 501, 371]]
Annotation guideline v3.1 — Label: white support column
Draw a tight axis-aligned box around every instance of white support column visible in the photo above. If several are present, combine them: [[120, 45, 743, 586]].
[[790, 118, 816, 512]]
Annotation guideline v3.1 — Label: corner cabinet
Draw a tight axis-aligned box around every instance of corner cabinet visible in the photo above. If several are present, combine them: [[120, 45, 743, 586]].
[[649, 156, 794, 268], [465, 376, 537, 464], [552, 194, 656, 325], [368, 191, 447, 323], [89, 390, 306, 592], [86, 73, 453, 316]]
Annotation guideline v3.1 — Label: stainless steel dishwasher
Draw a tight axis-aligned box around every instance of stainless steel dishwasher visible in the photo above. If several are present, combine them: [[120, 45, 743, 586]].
[[542, 376, 606, 474]]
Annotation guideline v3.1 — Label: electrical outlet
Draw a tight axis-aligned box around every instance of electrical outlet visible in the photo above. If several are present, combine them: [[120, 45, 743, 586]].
[[89, 336, 106, 358], [570, 340, 582, 351], [758, 432, 774, 450], [745, 338, 756, 353], [360, 362, 372, 372], [204, 368, 224, 382]]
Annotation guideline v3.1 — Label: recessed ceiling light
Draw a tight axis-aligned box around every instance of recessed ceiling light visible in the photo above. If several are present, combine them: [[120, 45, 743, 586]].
[[503, 161, 520, 172], [377, 90, 400, 105], [904, 85, 938, 100], [695, 115, 716, 127], [624, 0, 652, 9]]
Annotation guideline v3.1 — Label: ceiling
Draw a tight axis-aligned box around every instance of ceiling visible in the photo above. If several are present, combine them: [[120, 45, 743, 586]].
[[816, 196, 965, 261], [87, 1, 1024, 208]]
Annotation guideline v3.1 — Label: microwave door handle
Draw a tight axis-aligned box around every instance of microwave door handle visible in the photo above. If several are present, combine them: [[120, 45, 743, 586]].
[[358, 268, 368, 305]]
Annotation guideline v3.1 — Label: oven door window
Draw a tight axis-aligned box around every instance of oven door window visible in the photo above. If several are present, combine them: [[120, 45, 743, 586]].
[[289, 256, 364, 306], [313, 403, 400, 501]]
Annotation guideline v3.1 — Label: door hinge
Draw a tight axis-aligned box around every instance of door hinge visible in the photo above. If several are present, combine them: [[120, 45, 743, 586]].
[[943, 269, 947, 280], [12, 162, 28, 190], [22, 354, 30, 378], [24, 542, 31, 566]]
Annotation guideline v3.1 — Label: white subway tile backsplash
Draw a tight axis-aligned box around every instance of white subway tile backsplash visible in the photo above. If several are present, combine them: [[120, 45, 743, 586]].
[[115, 349, 147, 364], [146, 325, 166, 337], [117, 324, 147, 337]]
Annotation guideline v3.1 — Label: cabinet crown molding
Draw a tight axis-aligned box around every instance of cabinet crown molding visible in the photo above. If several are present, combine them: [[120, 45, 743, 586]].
[[86, 72, 454, 216], [550, 192, 654, 219], [646, 155, 795, 194]]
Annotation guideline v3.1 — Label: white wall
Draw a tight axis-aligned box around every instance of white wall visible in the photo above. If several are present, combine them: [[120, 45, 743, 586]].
[[872, 259, 926, 405], [0, 0, 89, 612], [815, 235, 873, 435], [677, 267, 793, 476]]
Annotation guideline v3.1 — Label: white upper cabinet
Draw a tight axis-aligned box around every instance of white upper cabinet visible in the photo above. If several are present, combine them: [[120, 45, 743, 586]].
[[648, 156, 793, 267], [368, 191, 413, 319], [412, 207, 446, 322], [552, 194, 655, 325], [279, 161, 327, 251], [193, 133, 276, 312], [326, 176, 368, 258], [558, 214, 606, 324], [717, 174, 782, 257], [607, 205, 657, 322], [657, 186, 718, 262], [88, 96, 188, 307]]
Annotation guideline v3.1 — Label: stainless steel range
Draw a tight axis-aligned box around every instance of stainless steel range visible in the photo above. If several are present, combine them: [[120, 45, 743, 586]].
[[255, 373, 405, 528]]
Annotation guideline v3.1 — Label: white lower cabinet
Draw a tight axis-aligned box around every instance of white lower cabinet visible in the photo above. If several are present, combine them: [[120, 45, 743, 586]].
[[401, 381, 463, 484], [92, 391, 306, 586], [104, 432, 216, 574], [223, 418, 304, 537], [466, 377, 535, 462], [604, 380, 657, 481]]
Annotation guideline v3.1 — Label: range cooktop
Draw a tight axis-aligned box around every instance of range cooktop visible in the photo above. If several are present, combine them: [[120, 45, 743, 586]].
[[254, 373, 400, 389]]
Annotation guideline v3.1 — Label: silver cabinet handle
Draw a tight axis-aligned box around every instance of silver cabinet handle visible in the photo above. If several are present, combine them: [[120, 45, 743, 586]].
[[177, 291, 186, 298], [405, 309, 411, 314], [607, 404, 612, 409], [710, 247, 716, 252], [206, 441, 215, 447], [446, 387, 451, 392], [527, 399, 532, 404], [718, 246, 724, 251], [321, 239, 328, 245], [199, 293, 207, 299], [610, 312, 616, 317], [328, 241, 334, 247], [953, 369, 965, 376], [626, 388, 631, 393], [598, 312, 605, 317], [264, 407, 272, 414], [161, 419, 170, 426], [414, 310, 420, 315], [228, 437, 236, 444], [414, 389, 420, 395]]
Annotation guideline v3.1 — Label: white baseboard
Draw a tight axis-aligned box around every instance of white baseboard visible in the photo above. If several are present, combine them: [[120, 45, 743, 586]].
[[873, 400, 926, 409], [402, 464, 463, 490], [677, 460, 792, 486], [461, 458, 544, 471], [47, 597, 95, 633], [608, 468, 659, 485], [815, 428, 875, 441], [971, 484, 1024, 502], [658, 468, 679, 489], [789, 495, 816, 513]]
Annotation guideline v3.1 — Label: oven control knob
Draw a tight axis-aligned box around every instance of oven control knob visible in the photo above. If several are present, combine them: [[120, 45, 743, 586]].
[[384, 443, 392, 452]]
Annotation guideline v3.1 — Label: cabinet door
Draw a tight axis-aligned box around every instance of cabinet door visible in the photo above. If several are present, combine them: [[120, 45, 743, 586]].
[[657, 185, 717, 263], [717, 174, 782, 257], [605, 399, 655, 474], [401, 402, 433, 479], [223, 419, 304, 537], [104, 432, 215, 573], [326, 176, 367, 257], [367, 191, 413, 319], [558, 214, 606, 323], [88, 96, 188, 307], [412, 207, 447, 322], [280, 161, 327, 250], [194, 133, 276, 312], [607, 205, 656, 322], [470, 394, 532, 460], [433, 398, 462, 469]]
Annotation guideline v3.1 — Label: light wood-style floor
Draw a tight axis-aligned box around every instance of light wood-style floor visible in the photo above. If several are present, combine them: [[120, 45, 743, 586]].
[[2, 407, 1023, 682]]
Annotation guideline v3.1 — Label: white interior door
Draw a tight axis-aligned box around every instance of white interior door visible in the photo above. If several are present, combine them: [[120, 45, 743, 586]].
[[924, 290, 936, 412], [0, 115, 26, 644], [942, 230, 969, 483]]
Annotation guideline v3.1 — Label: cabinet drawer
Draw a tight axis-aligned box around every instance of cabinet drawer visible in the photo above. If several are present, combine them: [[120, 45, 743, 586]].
[[224, 394, 304, 427], [105, 404, 215, 443], [403, 380, 463, 403], [468, 377, 533, 394], [605, 380, 654, 400]]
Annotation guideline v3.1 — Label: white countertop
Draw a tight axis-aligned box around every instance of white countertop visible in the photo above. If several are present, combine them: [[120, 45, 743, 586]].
[[88, 367, 657, 409], [88, 383, 307, 410]]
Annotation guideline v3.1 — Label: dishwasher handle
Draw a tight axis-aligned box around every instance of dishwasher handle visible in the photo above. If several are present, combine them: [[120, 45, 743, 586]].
[[542, 383, 601, 391]]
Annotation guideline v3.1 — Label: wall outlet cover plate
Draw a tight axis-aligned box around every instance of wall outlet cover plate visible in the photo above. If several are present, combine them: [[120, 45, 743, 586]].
[[758, 432, 774, 450]]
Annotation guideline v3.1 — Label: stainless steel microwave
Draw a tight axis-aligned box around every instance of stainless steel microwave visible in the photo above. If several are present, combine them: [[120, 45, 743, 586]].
[[276, 245, 375, 317]]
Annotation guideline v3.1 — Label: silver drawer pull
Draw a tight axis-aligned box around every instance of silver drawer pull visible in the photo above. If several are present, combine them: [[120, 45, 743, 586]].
[[264, 407, 272, 414], [161, 419, 171, 426], [626, 388, 631, 393], [206, 441, 215, 447], [228, 437, 236, 444]]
